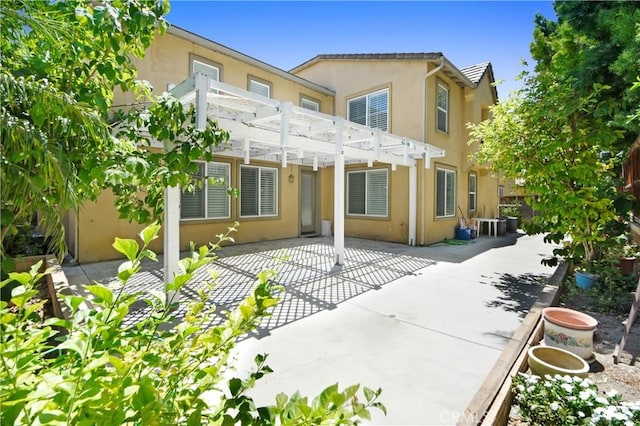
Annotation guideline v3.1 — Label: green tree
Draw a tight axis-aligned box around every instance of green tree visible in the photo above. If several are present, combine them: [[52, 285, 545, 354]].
[[469, 1, 639, 267], [0, 0, 227, 259]]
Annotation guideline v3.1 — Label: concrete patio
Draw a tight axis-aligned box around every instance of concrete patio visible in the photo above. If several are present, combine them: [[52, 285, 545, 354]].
[[63, 231, 558, 425]]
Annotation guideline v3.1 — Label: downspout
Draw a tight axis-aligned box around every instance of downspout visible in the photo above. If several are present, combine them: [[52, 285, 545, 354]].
[[421, 56, 444, 245]]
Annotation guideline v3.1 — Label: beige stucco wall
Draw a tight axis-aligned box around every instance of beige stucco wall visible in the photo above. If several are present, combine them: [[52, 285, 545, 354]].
[[76, 31, 334, 263], [77, 157, 303, 263], [295, 59, 499, 245]]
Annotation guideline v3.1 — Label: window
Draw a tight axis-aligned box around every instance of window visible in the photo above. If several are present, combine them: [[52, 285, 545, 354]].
[[436, 167, 456, 218], [240, 165, 278, 217], [301, 97, 320, 112], [436, 83, 448, 133], [192, 59, 219, 82], [181, 162, 230, 220], [468, 173, 477, 212], [347, 88, 388, 131], [248, 78, 271, 98], [347, 169, 388, 217], [498, 185, 505, 200]]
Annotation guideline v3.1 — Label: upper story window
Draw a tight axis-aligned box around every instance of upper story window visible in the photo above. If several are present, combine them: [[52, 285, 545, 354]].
[[301, 97, 320, 112], [347, 88, 388, 131], [240, 165, 278, 217], [436, 167, 456, 218], [192, 59, 220, 82], [181, 161, 230, 220], [347, 169, 388, 217], [248, 76, 271, 98], [436, 83, 449, 133], [468, 173, 477, 212]]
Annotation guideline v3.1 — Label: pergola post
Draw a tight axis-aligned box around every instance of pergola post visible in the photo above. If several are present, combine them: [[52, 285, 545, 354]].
[[334, 118, 345, 265], [164, 72, 209, 304], [409, 164, 417, 246]]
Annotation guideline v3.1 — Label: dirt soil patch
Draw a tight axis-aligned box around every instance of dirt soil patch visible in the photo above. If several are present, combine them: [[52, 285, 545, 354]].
[[559, 295, 640, 403]]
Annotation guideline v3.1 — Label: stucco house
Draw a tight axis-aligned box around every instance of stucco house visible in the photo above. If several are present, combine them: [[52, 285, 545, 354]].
[[65, 26, 500, 264]]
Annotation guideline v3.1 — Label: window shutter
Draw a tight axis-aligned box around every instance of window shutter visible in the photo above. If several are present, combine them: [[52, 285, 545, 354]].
[[249, 80, 270, 98], [436, 169, 446, 217], [301, 98, 319, 111], [469, 174, 477, 211], [368, 91, 388, 132], [181, 163, 205, 219], [206, 162, 230, 219], [348, 172, 366, 215], [240, 167, 258, 216], [348, 97, 367, 126], [193, 60, 219, 81], [367, 169, 388, 216], [259, 168, 277, 215], [445, 170, 456, 216]]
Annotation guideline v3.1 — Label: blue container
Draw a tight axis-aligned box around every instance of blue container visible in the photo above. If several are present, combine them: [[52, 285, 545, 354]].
[[455, 227, 471, 241], [575, 271, 597, 289]]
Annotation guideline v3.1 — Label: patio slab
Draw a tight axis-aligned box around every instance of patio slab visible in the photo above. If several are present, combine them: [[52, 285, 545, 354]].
[[62, 231, 558, 425]]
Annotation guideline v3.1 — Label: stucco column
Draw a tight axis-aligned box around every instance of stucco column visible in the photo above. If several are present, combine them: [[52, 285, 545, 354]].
[[334, 118, 345, 265], [409, 164, 417, 246]]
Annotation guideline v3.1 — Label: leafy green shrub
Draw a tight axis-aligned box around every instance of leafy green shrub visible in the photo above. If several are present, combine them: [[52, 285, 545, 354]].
[[512, 373, 640, 425], [0, 224, 385, 424]]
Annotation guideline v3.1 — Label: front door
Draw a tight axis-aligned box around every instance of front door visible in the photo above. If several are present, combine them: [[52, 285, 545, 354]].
[[300, 171, 317, 235]]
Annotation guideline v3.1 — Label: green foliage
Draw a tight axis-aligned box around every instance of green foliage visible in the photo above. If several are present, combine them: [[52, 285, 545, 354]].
[[566, 259, 636, 315], [512, 373, 640, 425], [0, 0, 230, 259], [0, 224, 385, 424], [469, 1, 640, 268]]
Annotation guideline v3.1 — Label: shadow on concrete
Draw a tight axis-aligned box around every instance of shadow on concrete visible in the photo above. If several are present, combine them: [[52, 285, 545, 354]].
[[68, 233, 529, 340], [483, 273, 549, 319]]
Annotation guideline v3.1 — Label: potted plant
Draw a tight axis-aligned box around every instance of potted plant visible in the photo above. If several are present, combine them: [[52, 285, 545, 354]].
[[607, 234, 639, 276]]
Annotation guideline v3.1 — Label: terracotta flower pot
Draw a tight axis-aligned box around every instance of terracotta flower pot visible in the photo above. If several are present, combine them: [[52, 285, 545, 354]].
[[527, 345, 589, 378], [543, 307, 598, 360], [617, 257, 636, 276]]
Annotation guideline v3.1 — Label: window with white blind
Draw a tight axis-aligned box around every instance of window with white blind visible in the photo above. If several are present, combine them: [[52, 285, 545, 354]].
[[248, 78, 271, 98], [181, 162, 230, 220], [347, 169, 388, 217], [240, 165, 278, 217], [192, 59, 219, 82], [347, 89, 389, 131], [469, 173, 477, 212], [436, 167, 456, 218], [301, 97, 320, 111], [437, 83, 448, 133]]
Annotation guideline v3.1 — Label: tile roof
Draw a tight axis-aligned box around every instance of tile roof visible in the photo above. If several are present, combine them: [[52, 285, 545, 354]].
[[309, 53, 443, 61], [460, 62, 491, 84]]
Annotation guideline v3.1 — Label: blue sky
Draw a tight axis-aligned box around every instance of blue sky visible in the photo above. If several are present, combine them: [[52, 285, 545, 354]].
[[167, 1, 557, 99]]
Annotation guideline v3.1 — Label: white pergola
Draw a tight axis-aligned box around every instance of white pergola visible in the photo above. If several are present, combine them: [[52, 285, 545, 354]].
[[162, 73, 445, 292]]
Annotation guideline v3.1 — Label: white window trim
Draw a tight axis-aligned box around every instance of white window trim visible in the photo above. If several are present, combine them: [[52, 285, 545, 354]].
[[469, 173, 477, 212], [346, 168, 389, 217], [181, 161, 230, 221], [436, 83, 449, 133], [436, 167, 456, 218], [239, 165, 278, 218], [249, 79, 271, 98], [347, 88, 389, 131], [301, 97, 320, 111]]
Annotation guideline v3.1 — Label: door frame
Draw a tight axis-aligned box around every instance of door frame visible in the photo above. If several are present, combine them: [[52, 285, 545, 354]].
[[299, 168, 320, 236]]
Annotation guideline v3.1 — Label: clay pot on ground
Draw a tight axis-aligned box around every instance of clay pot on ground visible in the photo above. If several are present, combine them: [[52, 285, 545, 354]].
[[543, 307, 598, 361], [527, 345, 590, 378], [617, 257, 636, 276]]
